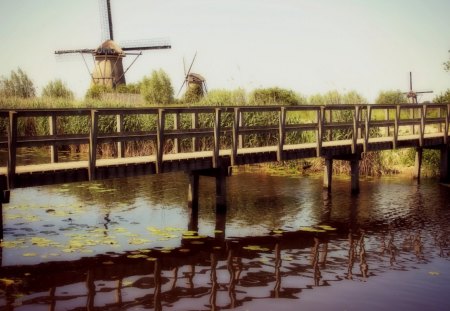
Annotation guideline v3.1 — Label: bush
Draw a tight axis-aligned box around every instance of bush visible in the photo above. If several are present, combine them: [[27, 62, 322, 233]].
[[42, 79, 74, 99]]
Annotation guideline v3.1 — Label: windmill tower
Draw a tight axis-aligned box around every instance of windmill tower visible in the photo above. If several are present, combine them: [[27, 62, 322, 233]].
[[177, 52, 208, 97], [403, 72, 433, 104], [55, 0, 171, 89]]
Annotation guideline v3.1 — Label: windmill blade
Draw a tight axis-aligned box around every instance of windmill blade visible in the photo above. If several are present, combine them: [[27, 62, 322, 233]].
[[183, 57, 187, 76], [186, 52, 197, 77], [99, 0, 114, 41], [55, 49, 95, 55], [203, 81, 208, 94], [121, 38, 171, 51], [409, 72, 413, 91], [177, 80, 187, 97]]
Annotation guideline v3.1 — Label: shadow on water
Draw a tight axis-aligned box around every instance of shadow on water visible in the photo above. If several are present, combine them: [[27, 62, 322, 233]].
[[0, 172, 449, 310]]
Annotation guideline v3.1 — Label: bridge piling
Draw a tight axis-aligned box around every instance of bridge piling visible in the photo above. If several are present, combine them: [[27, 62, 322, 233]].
[[440, 146, 450, 183], [323, 158, 333, 192], [413, 148, 423, 181]]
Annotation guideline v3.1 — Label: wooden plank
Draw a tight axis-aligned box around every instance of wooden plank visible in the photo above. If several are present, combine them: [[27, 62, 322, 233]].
[[156, 109, 165, 173], [191, 112, 198, 152], [316, 107, 324, 156], [213, 108, 221, 168], [7, 111, 18, 188], [116, 113, 125, 158], [364, 105, 371, 153], [49, 115, 58, 163], [231, 108, 240, 166], [88, 110, 99, 181], [277, 107, 286, 161]]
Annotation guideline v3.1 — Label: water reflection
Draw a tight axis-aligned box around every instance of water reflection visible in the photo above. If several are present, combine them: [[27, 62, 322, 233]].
[[0, 173, 450, 310]]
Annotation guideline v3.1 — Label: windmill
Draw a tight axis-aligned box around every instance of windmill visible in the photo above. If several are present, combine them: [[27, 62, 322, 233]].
[[55, 0, 171, 89], [177, 52, 207, 97], [403, 72, 433, 104]]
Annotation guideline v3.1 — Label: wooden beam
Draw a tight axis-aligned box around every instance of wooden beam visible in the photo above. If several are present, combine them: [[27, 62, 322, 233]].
[[7, 111, 18, 189], [116, 113, 125, 158], [213, 108, 221, 168], [277, 107, 286, 161], [231, 108, 240, 166], [156, 109, 166, 174], [49, 115, 58, 163], [88, 110, 99, 181]]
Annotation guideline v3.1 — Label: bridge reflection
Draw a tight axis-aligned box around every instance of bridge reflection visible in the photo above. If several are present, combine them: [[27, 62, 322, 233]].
[[1, 210, 446, 311]]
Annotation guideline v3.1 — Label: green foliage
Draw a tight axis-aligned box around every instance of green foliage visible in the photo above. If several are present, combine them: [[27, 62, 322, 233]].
[[116, 83, 141, 94], [434, 89, 450, 103], [444, 50, 450, 72], [0, 68, 36, 98], [140, 69, 174, 105], [375, 90, 407, 105], [249, 87, 305, 106], [85, 84, 112, 99], [42, 79, 74, 99]]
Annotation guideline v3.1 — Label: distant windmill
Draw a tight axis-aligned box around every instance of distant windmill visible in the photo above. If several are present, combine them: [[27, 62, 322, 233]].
[[55, 0, 171, 89], [177, 52, 208, 97], [403, 72, 433, 104]]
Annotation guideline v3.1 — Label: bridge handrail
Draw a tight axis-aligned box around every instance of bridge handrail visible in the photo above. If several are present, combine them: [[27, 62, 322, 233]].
[[1, 103, 449, 188]]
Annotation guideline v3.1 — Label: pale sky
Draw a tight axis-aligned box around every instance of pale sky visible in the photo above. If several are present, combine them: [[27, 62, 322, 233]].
[[0, 0, 449, 102]]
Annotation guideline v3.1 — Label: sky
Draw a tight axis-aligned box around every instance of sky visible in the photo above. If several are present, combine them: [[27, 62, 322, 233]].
[[0, 0, 449, 103]]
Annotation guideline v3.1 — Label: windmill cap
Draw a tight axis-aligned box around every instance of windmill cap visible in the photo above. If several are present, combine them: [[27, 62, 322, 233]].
[[95, 40, 124, 56], [188, 73, 205, 83]]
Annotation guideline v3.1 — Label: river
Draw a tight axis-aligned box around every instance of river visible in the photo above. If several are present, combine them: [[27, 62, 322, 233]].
[[0, 169, 449, 310]]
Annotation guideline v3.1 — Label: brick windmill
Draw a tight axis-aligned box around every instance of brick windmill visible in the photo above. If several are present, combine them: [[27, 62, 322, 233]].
[[55, 0, 171, 89], [403, 72, 433, 103]]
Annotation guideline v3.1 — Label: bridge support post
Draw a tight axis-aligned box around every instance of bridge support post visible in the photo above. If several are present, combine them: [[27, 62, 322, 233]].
[[413, 148, 423, 181], [440, 146, 450, 183], [350, 158, 360, 194], [215, 169, 227, 214], [323, 158, 333, 191]]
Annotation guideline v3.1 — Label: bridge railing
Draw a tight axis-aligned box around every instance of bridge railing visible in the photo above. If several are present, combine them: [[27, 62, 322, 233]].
[[0, 104, 449, 185]]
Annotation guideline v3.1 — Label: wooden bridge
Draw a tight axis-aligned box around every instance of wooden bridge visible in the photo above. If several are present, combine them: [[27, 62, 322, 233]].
[[1, 104, 450, 239]]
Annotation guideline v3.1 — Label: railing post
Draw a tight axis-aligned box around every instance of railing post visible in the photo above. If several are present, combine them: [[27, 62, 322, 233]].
[[231, 108, 240, 166], [316, 107, 324, 156], [213, 108, 221, 168], [352, 106, 360, 154], [419, 105, 426, 147], [238, 110, 243, 148], [191, 112, 198, 152], [173, 112, 180, 154], [364, 106, 372, 153], [385, 108, 390, 136], [393, 105, 400, 149], [116, 113, 125, 158], [277, 107, 286, 161], [7, 111, 18, 189], [445, 104, 450, 145], [156, 109, 165, 173], [328, 108, 333, 141], [88, 110, 98, 181], [49, 115, 58, 163]]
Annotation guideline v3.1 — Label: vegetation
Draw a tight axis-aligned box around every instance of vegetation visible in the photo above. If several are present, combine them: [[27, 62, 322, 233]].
[[444, 50, 450, 72], [140, 69, 174, 105], [1, 67, 448, 177], [0, 68, 36, 98], [42, 79, 74, 99]]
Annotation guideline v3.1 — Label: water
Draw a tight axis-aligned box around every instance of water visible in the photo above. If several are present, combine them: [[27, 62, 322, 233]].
[[0, 170, 449, 310]]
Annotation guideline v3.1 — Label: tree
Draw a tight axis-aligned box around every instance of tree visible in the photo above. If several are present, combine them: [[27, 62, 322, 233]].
[[0, 68, 36, 98], [374, 90, 407, 105], [444, 50, 450, 72], [249, 87, 305, 106], [434, 89, 450, 104], [140, 69, 174, 105], [42, 79, 74, 99]]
